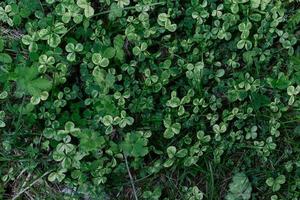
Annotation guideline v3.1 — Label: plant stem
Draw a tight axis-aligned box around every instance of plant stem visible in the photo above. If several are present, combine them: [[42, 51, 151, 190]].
[[124, 154, 139, 200]]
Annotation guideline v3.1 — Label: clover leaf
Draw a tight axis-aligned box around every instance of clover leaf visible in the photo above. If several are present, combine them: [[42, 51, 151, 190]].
[[266, 175, 286, 192], [163, 117, 181, 139], [66, 43, 83, 61], [92, 53, 109, 67], [77, 0, 94, 18]]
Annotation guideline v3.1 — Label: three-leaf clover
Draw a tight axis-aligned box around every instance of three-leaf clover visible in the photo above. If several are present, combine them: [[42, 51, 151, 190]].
[[77, 0, 94, 18], [48, 169, 67, 182], [246, 126, 258, 139], [266, 175, 286, 192], [163, 116, 181, 139], [287, 85, 300, 105], [92, 53, 109, 67], [157, 13, 177, 32], [66, 43, 83, 61], [114, 110, 134, 128]]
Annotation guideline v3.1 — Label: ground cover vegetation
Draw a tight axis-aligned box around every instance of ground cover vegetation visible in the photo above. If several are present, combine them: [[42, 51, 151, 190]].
[[0, 0, 300, 199]]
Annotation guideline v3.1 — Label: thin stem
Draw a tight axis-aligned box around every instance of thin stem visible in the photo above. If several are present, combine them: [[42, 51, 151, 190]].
[[124, 154, 138, 200], [38, 0, 45, 13], [61, 23, 77, 38]]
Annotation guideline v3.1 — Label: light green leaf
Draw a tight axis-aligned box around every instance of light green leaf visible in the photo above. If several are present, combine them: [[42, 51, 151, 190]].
[[84, 5, 94, 18], [167, 146, 176, 158], [250, 0, 260, 9], [163, 159, 174, 168], [0, 53, 12, 63], [49, 34, 61, 47], [0, 120, 5, 128], [266, 177, 274, 186], [102, 115, 113, 126]]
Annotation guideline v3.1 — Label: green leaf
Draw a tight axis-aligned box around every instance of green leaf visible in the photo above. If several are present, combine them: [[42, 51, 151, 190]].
[[0, 120, 5, 128], [109, 3, 122, 21], [92, 53, 109, 67], [48, 34, 61, 47], [237, 40, 245, 49], [293, 125, 300, 137], [226, 173, 252, 200], [66, 43, 75, 52], [167, 146, 176, 158], [163, 159, 174, 168], [31, 78, 52, 91], [48, 169, 66, 182], [56, 142, 75, 154], [84, 5, 94, 18], [270, 74, 290, 89], [67, 53, 76, 61], [276, 175, 286, 184], [78, 130, 105, 152], [64, 121, 80, 133], [164, 128, 174, 139], [250, 0, 260, 9], [287, 86, 295, 96], [0, 91, 8, 99], [266, 177, 274, 186], [216, 69, 225, 78], [0, 53, 12, 63], [103, 47, 116, 59], [102, 115, 113, 126], [272, 183, 281, 192], [167, 97, 180, 108], [251, 92, 271, 110], [133, 46, 141, 56], [176, 149, 188, 158], [14, 67, 52, 96], [171, 123, 181, 134], [121, 132, 149, 157]]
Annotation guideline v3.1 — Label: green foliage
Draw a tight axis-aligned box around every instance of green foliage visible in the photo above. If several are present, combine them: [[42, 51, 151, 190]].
[[0, 0, 299, 199], [266, 175, 286, 192], [226, 173, 252, 200], [12, 67, 52, 97], [121, 132, 149, 157], [0, 53, 12, 63]]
